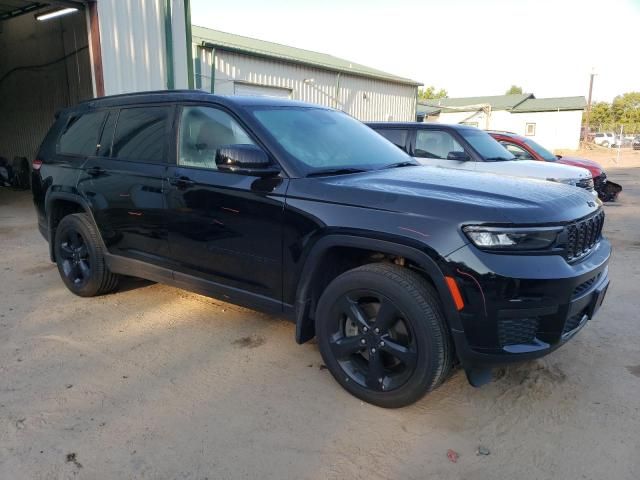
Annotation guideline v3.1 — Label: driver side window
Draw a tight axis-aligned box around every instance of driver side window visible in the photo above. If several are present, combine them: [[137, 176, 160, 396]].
[[415, 130, 465, 159], [179, 106, 255, 169], [500, 141, 534, 160]]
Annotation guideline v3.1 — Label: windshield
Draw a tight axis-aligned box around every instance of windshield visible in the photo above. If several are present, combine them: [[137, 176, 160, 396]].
[[458, 128, 515, 161], [524, 138, 556, 161], [250, 107, 413, 174]]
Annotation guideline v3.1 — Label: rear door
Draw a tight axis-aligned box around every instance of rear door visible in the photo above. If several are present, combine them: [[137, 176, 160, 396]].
[[77, 105, 174, 265], [412, 129, 476, 171]]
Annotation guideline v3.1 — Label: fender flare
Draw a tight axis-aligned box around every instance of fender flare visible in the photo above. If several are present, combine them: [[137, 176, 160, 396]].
[[294, 234, 462, 343], [45, 191, 100, 262]]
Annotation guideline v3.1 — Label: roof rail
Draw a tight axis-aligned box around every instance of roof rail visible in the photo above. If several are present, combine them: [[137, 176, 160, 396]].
[[79, 89, 207, 105], [485, 129, 517, 135]]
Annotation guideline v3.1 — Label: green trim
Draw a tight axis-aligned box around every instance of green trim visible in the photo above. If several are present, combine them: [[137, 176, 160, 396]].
[[163, 0, 174, 89], [183, 0, 194, 89], [210, 47, 215, 93], [194, 46, 202, 89]]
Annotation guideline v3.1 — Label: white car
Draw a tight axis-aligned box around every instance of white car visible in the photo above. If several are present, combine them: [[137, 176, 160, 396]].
[[593, 132, 616, 147], [368, 123, 598, 197]]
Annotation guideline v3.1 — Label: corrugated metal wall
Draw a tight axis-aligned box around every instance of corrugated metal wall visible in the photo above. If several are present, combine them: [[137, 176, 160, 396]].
[[0, 10, 92, 162], [195, 49, 416, 121], [97, 0, 167, 95]]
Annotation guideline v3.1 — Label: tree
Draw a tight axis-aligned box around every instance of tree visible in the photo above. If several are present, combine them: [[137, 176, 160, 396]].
[[505, 85, 523, 95], [584, 101, 612, 127], [611, 92, 640, 124], [418, 86, 448, 101]]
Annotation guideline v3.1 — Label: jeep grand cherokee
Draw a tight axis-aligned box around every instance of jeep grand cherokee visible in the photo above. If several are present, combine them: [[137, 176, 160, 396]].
[[32, 91, 611, 407]]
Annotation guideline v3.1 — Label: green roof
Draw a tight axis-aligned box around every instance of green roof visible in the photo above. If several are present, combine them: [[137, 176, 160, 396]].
[[192, 26, 421, 86], [416, 104, 442, 115], [512, 96, 586, 112], [419, 94, 586, 113]]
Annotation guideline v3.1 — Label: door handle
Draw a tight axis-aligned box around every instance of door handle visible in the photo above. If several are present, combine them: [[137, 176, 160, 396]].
[[87, 166, 105, 177], [169, 176, 195, 187]]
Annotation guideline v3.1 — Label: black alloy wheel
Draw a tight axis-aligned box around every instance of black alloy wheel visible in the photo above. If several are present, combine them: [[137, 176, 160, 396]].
[[58, 228, 91, 287], [316, 263, 452, 408]]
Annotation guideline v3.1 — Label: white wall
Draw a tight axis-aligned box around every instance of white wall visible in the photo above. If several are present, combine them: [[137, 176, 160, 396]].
[[431, 109, 583, 150], [196, 49, 417, 121], [98, 0, 190, 95]]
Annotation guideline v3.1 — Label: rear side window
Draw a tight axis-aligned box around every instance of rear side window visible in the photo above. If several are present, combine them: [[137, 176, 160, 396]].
[[375, 129, 408, 151], [57, 111, 107, 156], [112, 107, 171, 162]]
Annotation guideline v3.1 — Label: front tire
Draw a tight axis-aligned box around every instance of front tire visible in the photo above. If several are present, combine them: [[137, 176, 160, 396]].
[[315, 263, 452, 408], [54, 213, 120, 297]]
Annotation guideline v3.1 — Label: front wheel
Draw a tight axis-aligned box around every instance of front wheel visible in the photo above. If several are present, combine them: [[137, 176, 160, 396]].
[[316, 263, 453, 408], [54, 213, 120, 297]]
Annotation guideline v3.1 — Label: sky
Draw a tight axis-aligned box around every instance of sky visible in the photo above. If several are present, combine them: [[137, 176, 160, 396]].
[[190, 0, 640, 103]]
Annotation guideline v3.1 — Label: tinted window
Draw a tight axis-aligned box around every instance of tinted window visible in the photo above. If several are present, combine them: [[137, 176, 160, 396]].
[[179, 106, 255, 169], [112, 107, 170, 162], [250, 107, 410, 173], [97, 111, 117, 157], [457, 128, 515, 161], [57, 111, 107, 156], [415, 130, 465, 159], [500, 141, 534, 160], [375, 128, 408, 150], [523, 138, 556, 161]]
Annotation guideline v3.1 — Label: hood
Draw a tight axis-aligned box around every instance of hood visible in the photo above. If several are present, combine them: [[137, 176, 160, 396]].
[[556, 156, 604, 176], [290, 166, 600, 225], [512, 160, 592, 180]]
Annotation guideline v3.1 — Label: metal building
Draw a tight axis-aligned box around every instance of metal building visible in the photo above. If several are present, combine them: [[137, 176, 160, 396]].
[[191, 26, 421, 122], [0, 0, 191, 163]]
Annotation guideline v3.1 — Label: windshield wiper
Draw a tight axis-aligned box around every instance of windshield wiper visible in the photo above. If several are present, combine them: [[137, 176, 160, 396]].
[[484, 157, 513, 162], [380, 161, 417, 169], [306, 167, 368, 177]]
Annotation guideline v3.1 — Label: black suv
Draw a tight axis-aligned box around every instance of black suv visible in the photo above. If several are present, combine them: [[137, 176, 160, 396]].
[[32, 91, 611, 407]]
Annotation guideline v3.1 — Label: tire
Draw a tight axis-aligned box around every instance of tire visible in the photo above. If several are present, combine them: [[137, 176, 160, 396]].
[[54, 213, 120, 297], [315, 263, 452, 408]]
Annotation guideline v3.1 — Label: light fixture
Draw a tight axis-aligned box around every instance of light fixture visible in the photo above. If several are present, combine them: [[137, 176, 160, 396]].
[[36, 7, 78, 21]]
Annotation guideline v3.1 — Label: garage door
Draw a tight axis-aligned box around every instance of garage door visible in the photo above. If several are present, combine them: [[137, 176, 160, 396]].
[[234, 83, 292, 98]]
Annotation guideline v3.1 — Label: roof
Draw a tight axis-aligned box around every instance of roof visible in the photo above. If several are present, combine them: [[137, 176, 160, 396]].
[[366, 121, 477, 131], [512, 97, 586, 112], [75, 90, 328, 111], [192, 25, 421, 87], [419, 94, 586, 113]]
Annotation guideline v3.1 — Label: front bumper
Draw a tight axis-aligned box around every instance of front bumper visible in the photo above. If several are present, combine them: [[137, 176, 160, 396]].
[[444, 237, 611, 368]]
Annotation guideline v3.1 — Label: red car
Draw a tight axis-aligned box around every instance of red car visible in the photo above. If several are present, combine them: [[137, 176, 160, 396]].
[[489, 131, 621, 201]]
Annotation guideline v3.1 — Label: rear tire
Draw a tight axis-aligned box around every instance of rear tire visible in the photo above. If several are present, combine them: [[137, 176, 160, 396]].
[[315, 263, 452, 408], [54, 213, 120, 297]]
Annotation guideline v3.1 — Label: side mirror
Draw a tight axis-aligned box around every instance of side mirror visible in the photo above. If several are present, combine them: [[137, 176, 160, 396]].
[[215, 145, 280, 177], [447, 150, 470, 161], [556, 154, 563, 159]]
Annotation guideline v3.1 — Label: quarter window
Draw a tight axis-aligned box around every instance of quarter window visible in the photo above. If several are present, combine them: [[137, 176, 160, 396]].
[[375, 129, 408, 151], [179, 106, 255, 170], [57, 111, 107, 156], [112, 107, 171, 162], [415, 130, 465, 160]]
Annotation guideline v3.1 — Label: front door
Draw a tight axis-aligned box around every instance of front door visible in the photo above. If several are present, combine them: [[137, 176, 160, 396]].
[[413, 129, 475, 171], [77, 105, 173, 265], [165, 104, 287, 303]]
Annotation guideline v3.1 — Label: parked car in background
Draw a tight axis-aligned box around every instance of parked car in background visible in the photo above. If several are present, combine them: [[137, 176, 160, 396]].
[[593, 132, 616, 147], [488, 131, 622, 202], [633, 136, 640, 150], [32, 91, 611, 408], [367, 123, 597, 197]]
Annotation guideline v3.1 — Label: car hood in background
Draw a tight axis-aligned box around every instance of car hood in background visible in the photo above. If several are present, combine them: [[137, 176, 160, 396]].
[[557, 156, 604, 177]]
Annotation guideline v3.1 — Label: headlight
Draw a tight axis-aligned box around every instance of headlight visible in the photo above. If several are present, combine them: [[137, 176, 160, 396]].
[[463, 226, 562, 250]]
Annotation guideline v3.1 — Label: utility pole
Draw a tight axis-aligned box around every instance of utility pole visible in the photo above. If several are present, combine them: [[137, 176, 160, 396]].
[[583, 71, 596, 141]]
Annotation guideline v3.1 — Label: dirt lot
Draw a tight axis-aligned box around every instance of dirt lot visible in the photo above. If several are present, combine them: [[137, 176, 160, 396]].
[[1, 150, 640, 480]]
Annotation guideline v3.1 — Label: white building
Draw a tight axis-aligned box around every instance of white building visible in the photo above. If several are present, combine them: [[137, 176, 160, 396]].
[[418, 94, 586, 150], [191, 26, 421, 122]]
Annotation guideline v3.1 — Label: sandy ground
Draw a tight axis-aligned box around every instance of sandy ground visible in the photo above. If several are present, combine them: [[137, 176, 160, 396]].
[[1, 150, 639, 480]]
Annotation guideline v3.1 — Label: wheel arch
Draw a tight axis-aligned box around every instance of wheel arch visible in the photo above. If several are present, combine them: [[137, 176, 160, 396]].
[[45, 192, 101, 262], [294, 234, 462, 344]]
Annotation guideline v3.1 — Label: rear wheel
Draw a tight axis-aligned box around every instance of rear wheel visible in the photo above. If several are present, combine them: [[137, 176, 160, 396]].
[[316, 263, 452, 408], [54, 213, 120, 297]]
